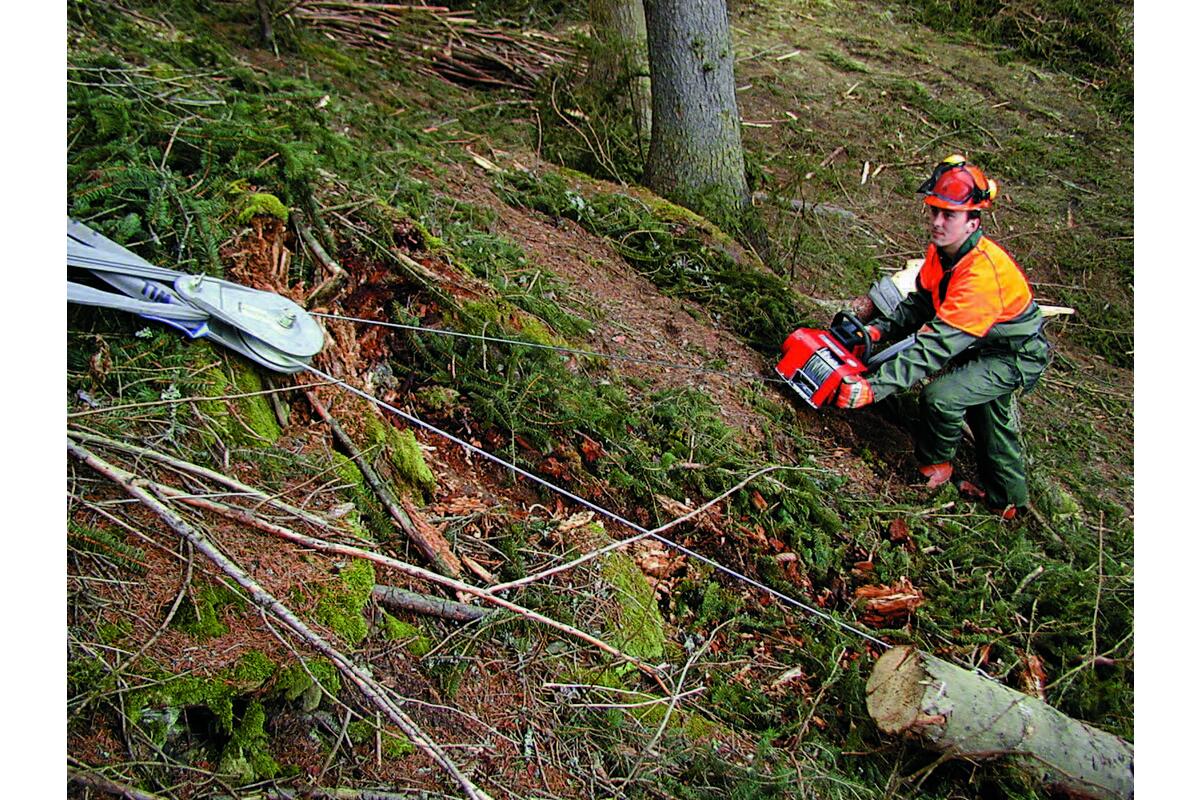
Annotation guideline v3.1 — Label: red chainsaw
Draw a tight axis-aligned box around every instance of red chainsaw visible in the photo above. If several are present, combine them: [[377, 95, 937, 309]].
[[775, 311, 912, 408]]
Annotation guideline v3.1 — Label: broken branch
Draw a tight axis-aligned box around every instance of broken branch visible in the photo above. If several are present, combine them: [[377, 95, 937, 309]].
[[305, 389, 465, 578], [67, 438, 495, 800]]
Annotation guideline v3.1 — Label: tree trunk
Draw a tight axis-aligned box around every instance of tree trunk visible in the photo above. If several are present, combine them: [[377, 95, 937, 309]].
[[588, 0, 653, 159], [255, 0, 276, 50], [642, 0, 750, 232], [866, 646, 1133, 800]]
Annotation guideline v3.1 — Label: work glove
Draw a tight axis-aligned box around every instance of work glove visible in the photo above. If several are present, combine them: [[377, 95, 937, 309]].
[[834, 374, 875, 409], [866, 325, 883, 343]]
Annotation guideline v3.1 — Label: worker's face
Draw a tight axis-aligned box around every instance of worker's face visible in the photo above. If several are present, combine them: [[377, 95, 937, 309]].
[[927, 206, 979, 252]]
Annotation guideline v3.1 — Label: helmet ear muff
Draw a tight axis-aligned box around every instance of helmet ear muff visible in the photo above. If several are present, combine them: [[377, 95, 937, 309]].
[[919, 156, 996, 210]]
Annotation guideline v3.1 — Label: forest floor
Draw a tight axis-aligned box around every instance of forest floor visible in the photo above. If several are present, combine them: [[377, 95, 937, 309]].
[[65, 2, 1133, 799]]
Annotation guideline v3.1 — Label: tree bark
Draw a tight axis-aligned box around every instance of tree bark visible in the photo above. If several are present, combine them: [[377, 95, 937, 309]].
[[372, 584, 492, 623], [305, 389, 465, 579], [866, 646, 1133, 800], [642, 0, 749, 231], [255, 0, 276, 50], [588, 0, 653, 158]]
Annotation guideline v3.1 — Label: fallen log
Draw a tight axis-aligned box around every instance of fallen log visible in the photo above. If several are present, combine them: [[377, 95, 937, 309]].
[[306, 389, 465, 579], [372, 584, 492, 623], [866, 646, 1132, 800]]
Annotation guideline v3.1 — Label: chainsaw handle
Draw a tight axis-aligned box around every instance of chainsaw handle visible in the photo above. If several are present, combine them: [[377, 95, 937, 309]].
[[831, 311, 873, 362]]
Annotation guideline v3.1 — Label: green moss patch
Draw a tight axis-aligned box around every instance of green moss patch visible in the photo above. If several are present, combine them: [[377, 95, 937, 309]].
[[381, 613, 433, 657], [312, 559, 376, 645], [347, 720, 416, 758]]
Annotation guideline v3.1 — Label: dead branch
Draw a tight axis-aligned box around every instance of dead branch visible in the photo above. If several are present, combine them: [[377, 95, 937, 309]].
[[305, 389, 465, 578], [296, 212, 349, 309], [372, 583, 492, 623], [68, 765, 168, 800], [290, 2, 573, 93], [487, 464, 788, 595], [66, 438, 495, 800], [66, 427, 368, 543], [123, 472, 665, 683]]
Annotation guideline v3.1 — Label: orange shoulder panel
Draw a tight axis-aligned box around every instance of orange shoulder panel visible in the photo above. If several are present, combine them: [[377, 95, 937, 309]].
[[917, 244, 942, 294], [935, 238, 1032, 337]]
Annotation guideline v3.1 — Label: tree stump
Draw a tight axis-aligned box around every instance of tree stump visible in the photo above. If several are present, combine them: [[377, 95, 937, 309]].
[[866, 646, 1132, 800]]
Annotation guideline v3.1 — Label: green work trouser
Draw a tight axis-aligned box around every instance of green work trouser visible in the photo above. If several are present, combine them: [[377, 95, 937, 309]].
[[915, 351, 1030, 509]]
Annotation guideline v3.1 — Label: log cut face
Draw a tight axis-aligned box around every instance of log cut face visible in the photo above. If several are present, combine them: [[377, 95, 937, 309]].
[[866, 646, 1133, 800]]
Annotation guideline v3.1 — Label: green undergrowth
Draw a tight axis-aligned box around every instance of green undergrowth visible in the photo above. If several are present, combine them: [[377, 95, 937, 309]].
[[312, 558, 376, 646], [895, 0, 1132, 120], [494, 169, 806, 351], [68, 2, 1133, 797]]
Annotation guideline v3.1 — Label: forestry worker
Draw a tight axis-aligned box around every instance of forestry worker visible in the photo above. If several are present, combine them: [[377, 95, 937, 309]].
[[833, 155, 1050, 520]]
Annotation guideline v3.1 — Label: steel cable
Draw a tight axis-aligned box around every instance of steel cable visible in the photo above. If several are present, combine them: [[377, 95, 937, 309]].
[[310, 311, 790, 386], [300, 361, 889, 649]]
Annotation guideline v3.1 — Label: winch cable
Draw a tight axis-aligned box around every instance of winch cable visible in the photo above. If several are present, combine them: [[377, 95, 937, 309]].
[[309, 311, 791, 386], [300, 361, 891, 649]]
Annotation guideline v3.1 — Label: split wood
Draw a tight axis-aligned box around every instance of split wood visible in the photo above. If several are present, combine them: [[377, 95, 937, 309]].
[[67, 438, 495, 800], [305, 389, 465, 578]]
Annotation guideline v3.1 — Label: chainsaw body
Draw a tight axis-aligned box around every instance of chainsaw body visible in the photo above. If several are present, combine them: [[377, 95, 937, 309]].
[[775, 312, 874, 408]]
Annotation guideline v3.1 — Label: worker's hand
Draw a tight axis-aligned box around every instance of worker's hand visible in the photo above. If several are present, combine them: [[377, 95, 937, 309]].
[[834, 374, 875, 409], [866, 325, 883, 343]]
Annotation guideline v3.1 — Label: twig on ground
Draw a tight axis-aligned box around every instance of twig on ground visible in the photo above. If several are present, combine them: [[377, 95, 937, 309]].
[[488, 465, 789, 595], [305, 388, 464, 577], [373, 583, 492, 622], [105, 466, 667, 685], [67, 438, 495, 800]]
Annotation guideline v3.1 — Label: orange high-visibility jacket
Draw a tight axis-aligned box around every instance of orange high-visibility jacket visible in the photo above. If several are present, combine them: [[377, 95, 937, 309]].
[[917, 236, 1033, 336], [868, 234, 1047, 401]]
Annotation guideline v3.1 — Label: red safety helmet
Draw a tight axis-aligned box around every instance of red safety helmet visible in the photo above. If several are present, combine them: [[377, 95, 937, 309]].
[[918, 155, 998, 211]]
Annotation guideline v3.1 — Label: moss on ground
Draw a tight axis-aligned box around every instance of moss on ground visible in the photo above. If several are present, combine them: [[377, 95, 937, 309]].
[[565, 522, 667, 665], [129, 651, 280, 781], [275, 658, 342, 713], [346, 720, 416, 757], [313, 558, 376, 646], [381, 613, 433, 657], [172, 581, 246, 640], [360, 413, 437, 500], [190, 351, 282, 447]]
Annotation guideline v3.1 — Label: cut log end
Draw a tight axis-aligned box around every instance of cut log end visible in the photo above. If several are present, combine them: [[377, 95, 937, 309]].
[[866, 646, 1134, 800], [865, 645, 926, 734]]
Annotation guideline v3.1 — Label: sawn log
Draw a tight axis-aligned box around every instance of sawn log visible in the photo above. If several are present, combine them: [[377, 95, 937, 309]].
[[866, 646, 1132, 800]]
